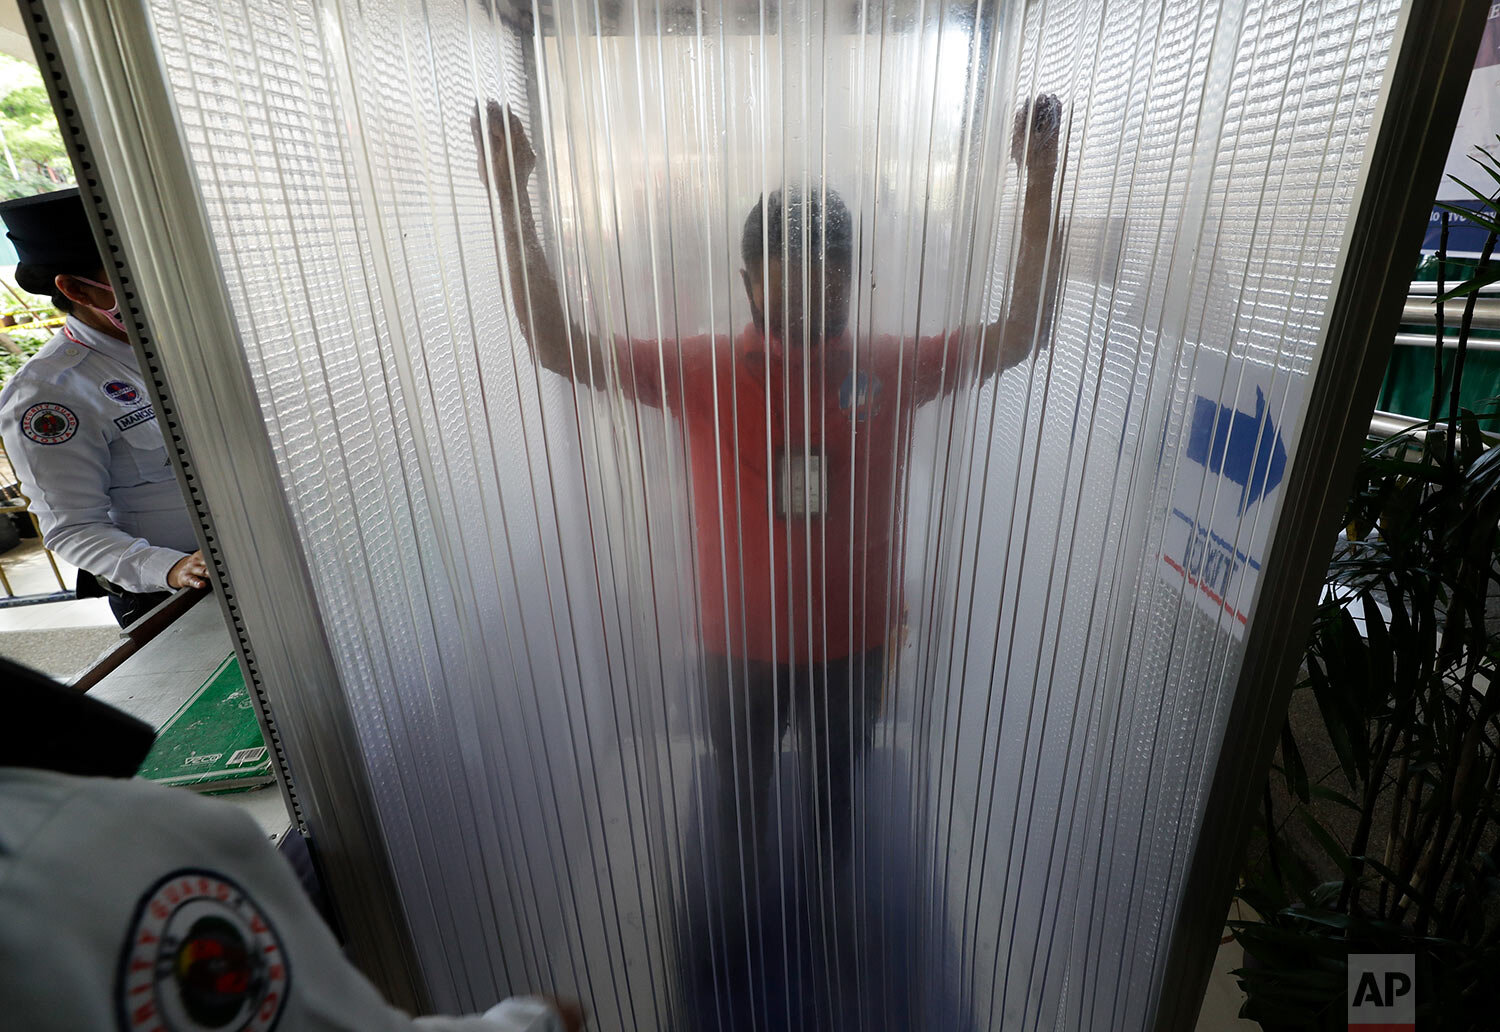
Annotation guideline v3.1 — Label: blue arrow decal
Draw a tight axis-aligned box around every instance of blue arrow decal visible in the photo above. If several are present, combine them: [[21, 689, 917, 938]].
[[1185, 387, 1288, 514]]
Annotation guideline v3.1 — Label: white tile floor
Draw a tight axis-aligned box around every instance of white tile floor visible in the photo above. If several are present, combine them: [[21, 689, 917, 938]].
[[0, 540, 119, 681], [0, 595, 114, 631]]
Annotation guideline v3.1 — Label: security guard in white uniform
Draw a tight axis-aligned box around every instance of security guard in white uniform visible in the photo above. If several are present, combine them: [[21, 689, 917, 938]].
[[0, 189, 209, 626], [0, 655, 584, 1032]]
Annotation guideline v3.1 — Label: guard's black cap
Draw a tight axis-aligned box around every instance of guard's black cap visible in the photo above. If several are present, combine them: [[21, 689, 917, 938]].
[[0, 187, 100, 271]]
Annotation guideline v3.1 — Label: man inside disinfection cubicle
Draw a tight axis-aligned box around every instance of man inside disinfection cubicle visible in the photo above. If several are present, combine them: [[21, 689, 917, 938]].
[[476, 87, 1063, 1026]]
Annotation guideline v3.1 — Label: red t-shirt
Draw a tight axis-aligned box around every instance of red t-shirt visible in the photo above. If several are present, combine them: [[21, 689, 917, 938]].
[[618, 325, 966, 664]]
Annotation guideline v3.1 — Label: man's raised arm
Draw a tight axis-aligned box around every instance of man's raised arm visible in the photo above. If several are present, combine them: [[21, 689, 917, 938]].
[[474, 101, 603, 382], [981, 93, 1064, 378]]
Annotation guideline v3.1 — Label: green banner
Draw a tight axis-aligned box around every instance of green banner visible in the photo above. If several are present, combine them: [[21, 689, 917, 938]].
[[1377, 255, 1500, 421]]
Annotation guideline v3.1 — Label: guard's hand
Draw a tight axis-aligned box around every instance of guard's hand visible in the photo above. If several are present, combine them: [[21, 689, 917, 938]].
[[167, 550, 209, 590], [1012, 92, 1061, 172], [473, 99, 537, 194], [544, 996, 584, 1032]]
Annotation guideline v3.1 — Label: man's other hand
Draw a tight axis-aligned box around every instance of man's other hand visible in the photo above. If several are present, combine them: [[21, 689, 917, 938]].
[[167, 551, 209, 591], [1012, 92, 1062, 172], [473, 99, 537, 195]]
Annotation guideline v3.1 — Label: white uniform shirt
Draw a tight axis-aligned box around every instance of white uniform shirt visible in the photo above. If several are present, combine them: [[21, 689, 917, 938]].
[[0, 316, 196, 592], [0, 767, 566, 1032]]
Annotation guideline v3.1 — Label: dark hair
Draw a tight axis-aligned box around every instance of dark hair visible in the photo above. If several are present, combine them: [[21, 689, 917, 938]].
[[741, 187, 852, 269], [14, 261, 97, 314]]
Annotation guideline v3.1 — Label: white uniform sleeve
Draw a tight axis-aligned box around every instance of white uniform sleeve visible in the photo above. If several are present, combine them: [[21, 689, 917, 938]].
[[0, 386, 186, 593], [417, 998, 566, 1031], [0, 769, 571, 1032]]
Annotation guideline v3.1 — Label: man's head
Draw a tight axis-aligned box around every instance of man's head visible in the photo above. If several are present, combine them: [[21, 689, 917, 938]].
[[741, 187, 852, 347], [1, 188, 123, 338]]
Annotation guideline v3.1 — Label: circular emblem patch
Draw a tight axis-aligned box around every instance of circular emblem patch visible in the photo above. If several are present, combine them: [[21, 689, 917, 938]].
[[116, 869, 290, 1032], [102, 380, 142, 405], [20, 402, 78, 445]]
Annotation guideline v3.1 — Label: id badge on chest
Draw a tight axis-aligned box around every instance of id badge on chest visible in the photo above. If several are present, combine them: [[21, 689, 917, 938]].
[[776, 449, 826, 519]]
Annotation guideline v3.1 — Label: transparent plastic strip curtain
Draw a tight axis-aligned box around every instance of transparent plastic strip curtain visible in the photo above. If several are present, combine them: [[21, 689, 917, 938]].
[[142, 0, 1399, 1027]]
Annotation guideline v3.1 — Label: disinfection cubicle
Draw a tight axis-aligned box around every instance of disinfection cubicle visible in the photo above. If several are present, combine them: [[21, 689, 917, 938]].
[[17, 0, 1481, 1028]]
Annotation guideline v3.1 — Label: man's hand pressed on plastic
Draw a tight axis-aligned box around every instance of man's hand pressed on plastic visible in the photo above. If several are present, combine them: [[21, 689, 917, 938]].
[[1012, 92, 1062, 172], [471, 98, 598, 382], [979, 92, 1065, 376], [473, 100, 536, 197]]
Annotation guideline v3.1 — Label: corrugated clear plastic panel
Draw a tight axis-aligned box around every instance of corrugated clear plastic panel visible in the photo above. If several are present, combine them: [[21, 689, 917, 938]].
[[143, 0, 1399, 1027]]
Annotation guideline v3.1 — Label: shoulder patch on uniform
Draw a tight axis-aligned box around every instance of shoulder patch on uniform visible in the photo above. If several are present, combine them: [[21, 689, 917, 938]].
[[114, 405, 157, 432], [102, 380, 143, 406], [115, 868, 290, 1032], [20, 402, 78, 445]]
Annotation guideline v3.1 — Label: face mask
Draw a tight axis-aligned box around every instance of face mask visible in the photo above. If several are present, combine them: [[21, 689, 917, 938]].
[[72, 276, 127, 334]]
